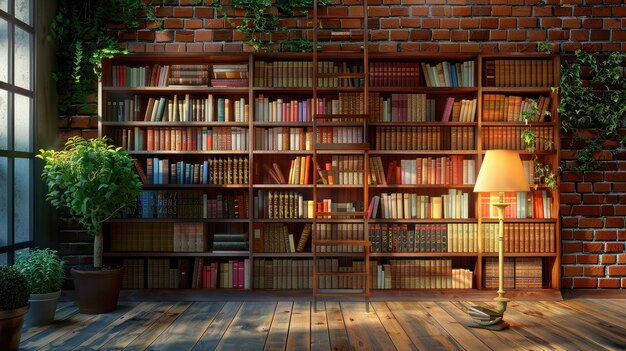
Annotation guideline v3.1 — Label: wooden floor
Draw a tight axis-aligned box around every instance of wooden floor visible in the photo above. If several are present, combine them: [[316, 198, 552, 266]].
[[20, 294, 626, 351]]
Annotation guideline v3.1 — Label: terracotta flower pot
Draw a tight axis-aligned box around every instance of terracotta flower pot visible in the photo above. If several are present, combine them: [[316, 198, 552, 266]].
[[0, 305, 29, 351]]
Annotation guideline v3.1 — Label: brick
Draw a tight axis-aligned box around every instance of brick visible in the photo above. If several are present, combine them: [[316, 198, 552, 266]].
[[563, 266, 582, 277], [369, 6, 389, 17], [541, 18, 561, 28], [584, 242, 603, 253], [451, 30, 469, 41], [421, 18, 440, 29], [560, 193, 581, 204], [548, 30, 569, 41], [571, 205, 601, 216], [203, 43, 223, 52], [562, 18, 581, 29], [605, 243, 625, 253], [574, 7, 591, 16], [155, 6, 173, 17], [440, 18, 459, 29], [499, 18, 517, 29], [173, 7, 193, 17], [559, 182, 576, 192], [410, 30, 432, 40], [583, 265, 605, 277], [175, 31, 194, 42], [165, 43, 185, 53], [507, 30, 526, 41], [562, 172, 583, 182], [608, 266, 626, 276], [194, 7, 214, 18], [591, 6, 612, 16], [491, 6, 511, 16], [577, 183, 593, 193], [472, 6, 492, 16], [480, 18, 498, 29], [573, 277, 598, 288], [619, 230, 626, 241], [498, 43, 517, 53], [164, 19, 184, 29], [390, 7, 408, 16], [470, 30, 489, 41], [439, 43, 460, 52], [590, 30, 610, 41], [410, 7, 428, 16], [593, 182, 611, 193], [577, 254, 599, 264], [453, 7, 471, 16], [562, 218, 578, 228], [204, 19, 224, 29], [563, 241, 582, 253], [583, 19, 603, 29], [605, 217, 625, 228], [389, 30, 408, 41], [518, 18, 537, 29], [598, 278, 620, 288], [458, 43, 481, 52], [430, 6, 451, 16], [432, 30, 450, 40], [573, 230, 593, 241], [400, 18, 419, 28], [562, 254, 576, 264], [595, 230, 617, 241], [601, 255, 616, 265], [460, 18, 480, 29], [618, 254, 626, 264]]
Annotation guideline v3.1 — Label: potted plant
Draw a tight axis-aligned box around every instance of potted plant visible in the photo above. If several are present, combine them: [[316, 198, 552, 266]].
[[0, 266, 30, 351], [15, 248, 65, 325], [37, 136, 142, 314]]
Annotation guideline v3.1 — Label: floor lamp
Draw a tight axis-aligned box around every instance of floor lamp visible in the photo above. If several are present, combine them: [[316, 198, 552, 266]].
[[469, 150, 530, 331]]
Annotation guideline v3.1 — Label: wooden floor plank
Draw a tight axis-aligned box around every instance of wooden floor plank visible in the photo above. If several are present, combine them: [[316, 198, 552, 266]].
[[449, 301, 552, 351], [264, 301, 293, 351], [123, 301, 192, 351], [215, 301, 277, 351], [146, 302, 225, 351], [310, 302, 331, 351], [386, 301, 462, 351], [192, 301, 241, 351], [21, 302, 80, 341], [565, 300, 626, 330], [99, 302, 177, 351], [340, 301, 396, 351], [420, 302, 491, 351], [370, 302, 417, 351], [74, 302, 160, 350], [512, 301, 614, 351], [30, 302, 140, 351], [286, 301, 312, 351], [20, 311, 99, 351], [324, 301, 352, 351]]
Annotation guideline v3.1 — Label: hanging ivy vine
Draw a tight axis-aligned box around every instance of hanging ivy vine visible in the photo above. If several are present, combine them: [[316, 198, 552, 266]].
[[559, 51, 626, 171], [520, 102, 558, 191]]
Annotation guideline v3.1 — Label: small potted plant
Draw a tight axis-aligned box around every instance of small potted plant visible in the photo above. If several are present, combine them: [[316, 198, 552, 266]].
[[15, 249, 65, 325], [0, 266, 30, 351], [37, 136, 142, 314]]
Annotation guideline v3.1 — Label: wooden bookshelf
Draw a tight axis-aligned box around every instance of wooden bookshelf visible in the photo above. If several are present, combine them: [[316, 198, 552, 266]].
[[99, 52, 560, 296]]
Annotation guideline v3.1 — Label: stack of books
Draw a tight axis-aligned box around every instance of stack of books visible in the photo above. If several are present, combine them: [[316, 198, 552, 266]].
[[167, 64, 209, 86], [211, 64, 249, 87]]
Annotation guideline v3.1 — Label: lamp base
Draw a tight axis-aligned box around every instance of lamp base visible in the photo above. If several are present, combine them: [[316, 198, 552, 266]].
[[468, 320, 510, 331]]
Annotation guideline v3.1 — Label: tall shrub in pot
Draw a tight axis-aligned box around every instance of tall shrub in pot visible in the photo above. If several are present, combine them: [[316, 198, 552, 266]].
[[15, 249, 65, 325], [37, 136, 142, 313]]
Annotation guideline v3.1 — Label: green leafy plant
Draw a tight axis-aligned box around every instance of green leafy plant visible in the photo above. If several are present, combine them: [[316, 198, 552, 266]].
[[520, 99, 558, 191], [559, 51, 626, 171], [37, 137, 142, 269], [538, 40, 551, 54], [50, 0, 161, 115], [15, 249, 65, 295], [0, 266, 29, 311]]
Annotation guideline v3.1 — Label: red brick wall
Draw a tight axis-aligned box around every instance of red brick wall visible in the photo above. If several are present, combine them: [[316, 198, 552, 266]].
[[59, 1, 626, 288]]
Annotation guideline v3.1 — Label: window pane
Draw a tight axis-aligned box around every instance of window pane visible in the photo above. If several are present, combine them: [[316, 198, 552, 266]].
[[15, 0, 31, 25], [14, 27, 31, 90], [0, 19, 7, 83], [0, 89, 6, 149], [0, 157, 7, 247], [14, 157, 31, 244], [14, 93, 30, 152], [0, 253, 6, 266], [0, 0, 6, 13]]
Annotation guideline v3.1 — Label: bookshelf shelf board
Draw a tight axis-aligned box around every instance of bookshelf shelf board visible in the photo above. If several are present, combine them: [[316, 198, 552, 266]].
[[369, 150, 478, 156], [107, 218, 250, 223], [314, 218, 368, 223], [252, 184, 314, 189], [252, 252, 313, 258], [368, 218, 478, 224], [253, 122, 314, 127], [482, 252, 558, 257], [141, 184, 249, 189], [480, 122, 555, 127], [128, 150, 250, 155], [252, 150, 313, 155], [104, 251, 251, 257], [369, 87, 479, 94], [370, 252, 479, 258], [369, 184, 475, 189], [315, 184, 366, 189], [253, 218, 313, 223], [314, 144, 369, 152], [103, 86, 249, 94], [368, 122, 478, 127], [481, 87, 554, 94], [252, 87, 313, 93], [480, 218, 558, 223], [102, 121, 249, 127]]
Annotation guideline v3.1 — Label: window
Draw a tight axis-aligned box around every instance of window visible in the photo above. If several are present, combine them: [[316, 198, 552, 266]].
[[0, 0, 34, 265]]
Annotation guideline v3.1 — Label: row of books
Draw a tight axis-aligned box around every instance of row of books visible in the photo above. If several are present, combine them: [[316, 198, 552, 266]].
[[254, 127, 312, 151], [369, 156, 476, 186], [369, 93, 436, 122], [316, 126, 365, 145], [482, 94, 551, 122], [209, 64, 249, 87], [373, 126, 476, 151], [480, 190, 552, 219], [254, 96, 314, 123], [252, 223, 311, 253], [253, 61, 363, 88], [253, 190, 314, 219], [483, 257, 543, 289], [135, 190, 248, 219], [212, 233, 249, 252], [370, 190, 470, 220], [110, 222, 179, 252], [253, 259, 314, 289], [317, 155, 364, 185], [369, 62, 421, 87], [314, 223, 366, 253], [482, 222, 556, 254], [484, 59, 554, 87], [192, 258, 250, 289], [378, 259, 472, 289], [316, 259, 368, 290], [315, 200, 363, 219], [107, 126, 248, 152], [482, 126, 554, 151], [144, 156, 248, 185], [141, 95, 248, 123], [111, 64, 170, 87], [421, 61, 475, 87], [369, 223, 478, 253], [111, 64, 250, 87]]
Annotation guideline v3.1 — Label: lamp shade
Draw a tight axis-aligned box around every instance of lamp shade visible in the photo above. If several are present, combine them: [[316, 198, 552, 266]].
[[474, 150, 530, 193]]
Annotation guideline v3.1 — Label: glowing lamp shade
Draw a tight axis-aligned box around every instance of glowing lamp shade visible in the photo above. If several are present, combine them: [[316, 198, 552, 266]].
[[474, 150, 530, 193]]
